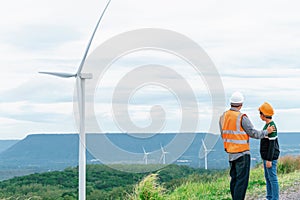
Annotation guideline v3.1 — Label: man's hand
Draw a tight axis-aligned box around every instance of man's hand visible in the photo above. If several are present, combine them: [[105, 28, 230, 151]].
[[266, 161, 272, 168], [267, 125, 276, 134]]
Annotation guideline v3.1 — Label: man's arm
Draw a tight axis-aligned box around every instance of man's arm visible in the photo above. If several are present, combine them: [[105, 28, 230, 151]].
[[219, 113, 225, 135], [241, 115, 268, 139]]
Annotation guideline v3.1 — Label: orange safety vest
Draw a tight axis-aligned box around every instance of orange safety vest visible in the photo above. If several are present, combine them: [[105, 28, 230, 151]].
[[220, 110, 250, 153]]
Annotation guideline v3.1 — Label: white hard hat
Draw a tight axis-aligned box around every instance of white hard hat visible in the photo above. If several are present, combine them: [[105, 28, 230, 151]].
[[230, 91, 244, 104]]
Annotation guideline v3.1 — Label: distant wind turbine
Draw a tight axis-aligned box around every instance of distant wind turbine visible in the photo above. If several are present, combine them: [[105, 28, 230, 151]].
[[201, 139, 215, 170], [143, 147, 150, 165], [159, 144, 169, 164], [39, 1, 112, 199]]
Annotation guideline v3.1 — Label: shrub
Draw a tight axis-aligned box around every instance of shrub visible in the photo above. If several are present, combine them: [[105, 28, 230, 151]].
[[277, 155, 300, 174], [127, 173, 165, 200]]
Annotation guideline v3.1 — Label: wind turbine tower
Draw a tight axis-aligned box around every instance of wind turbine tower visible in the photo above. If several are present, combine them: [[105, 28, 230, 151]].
[[143, 147, 150, 165], [201, 139, 215, 170], [160, 145, 169, 164], [39, 1, 112, 199]]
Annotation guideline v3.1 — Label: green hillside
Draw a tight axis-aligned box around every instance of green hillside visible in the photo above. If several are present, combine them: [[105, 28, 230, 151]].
[[0, 164, 213, 199], [0, 155, 299, 199], [129, 155, 300, 200]]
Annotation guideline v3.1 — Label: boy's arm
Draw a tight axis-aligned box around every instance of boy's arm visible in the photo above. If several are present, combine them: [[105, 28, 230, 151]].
[[266, 126, 277, 161], [266, 139, 276, 161]]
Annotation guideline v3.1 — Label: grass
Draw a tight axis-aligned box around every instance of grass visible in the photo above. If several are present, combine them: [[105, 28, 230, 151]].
[[167, 175, 231, 200], [278, 155, 300, 174], [129, 155, 300, 200], [246, 155, 300, 199], [127, 173, 165, 200]]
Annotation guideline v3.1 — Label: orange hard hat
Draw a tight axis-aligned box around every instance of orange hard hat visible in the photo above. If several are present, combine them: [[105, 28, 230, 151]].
[[259, 102, 274, 117]]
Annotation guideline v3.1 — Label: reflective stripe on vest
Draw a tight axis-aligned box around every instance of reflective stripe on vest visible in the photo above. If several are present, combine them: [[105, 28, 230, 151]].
[[221, 110, 250, 153]]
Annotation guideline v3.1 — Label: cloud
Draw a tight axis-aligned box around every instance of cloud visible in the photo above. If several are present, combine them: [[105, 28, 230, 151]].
[[0, 101, 73, 123], [1, 24, 82, 51], [220, 68, 300, 78], [0, 101, 76, 139], [244, 107, 300, 133], [0, 78, 75, 103], [1, 0, 300, 138]]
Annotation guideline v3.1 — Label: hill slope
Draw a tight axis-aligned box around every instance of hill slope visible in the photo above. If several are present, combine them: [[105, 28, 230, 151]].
[[129, 155, 300, 200], [0, 134, 96, 180], [0, 134, 78, 170], [0, 164, 210, 199], [0, 134, 98, 167], [0, 140, 19, 153]]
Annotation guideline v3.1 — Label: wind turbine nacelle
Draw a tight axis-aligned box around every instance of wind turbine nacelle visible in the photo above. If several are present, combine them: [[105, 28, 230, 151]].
[[79, 73, 93, 79]]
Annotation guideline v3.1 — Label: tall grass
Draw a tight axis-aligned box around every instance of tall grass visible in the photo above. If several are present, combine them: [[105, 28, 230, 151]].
[[167, 175, 231, 200], [277, 155, 300, 174], [128, 170, 231, 200], [129, 155, 300, 200], [127, 173, 165, 200], [247, 155, 300, 199]]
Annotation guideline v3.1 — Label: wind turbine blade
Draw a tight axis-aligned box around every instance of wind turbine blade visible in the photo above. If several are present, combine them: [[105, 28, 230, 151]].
[[39, 71, 76, 78], [160, 154, 164, 163], [202, 139, 207, 151], [160, 144, 165, 152], [76, 0, 112, 74], [143, 147, 146, 154]]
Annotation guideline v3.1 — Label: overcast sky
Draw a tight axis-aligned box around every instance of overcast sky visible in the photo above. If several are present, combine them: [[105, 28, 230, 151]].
[[0, 0, 300, 139]]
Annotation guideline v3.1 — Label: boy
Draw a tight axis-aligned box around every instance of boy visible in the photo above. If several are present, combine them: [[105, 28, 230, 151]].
[[259, 102, 280, 200]]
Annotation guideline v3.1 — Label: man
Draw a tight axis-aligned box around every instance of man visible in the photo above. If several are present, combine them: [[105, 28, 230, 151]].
[[219, 91, 275, 200]]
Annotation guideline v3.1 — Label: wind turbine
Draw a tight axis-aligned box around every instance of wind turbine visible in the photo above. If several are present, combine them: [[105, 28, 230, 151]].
[[201, 139, 215, 170], [159, 144, 169, 164], [39, 1, 112, 199], [142, 147, 150, 165]]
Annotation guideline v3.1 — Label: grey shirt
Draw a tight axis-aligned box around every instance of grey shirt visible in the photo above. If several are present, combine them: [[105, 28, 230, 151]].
[[220, 107, 268, 161]]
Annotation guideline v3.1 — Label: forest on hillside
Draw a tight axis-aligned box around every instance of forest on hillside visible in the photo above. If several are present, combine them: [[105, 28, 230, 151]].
[[1, 155, 299, 199], [0, 164, 219, 199]]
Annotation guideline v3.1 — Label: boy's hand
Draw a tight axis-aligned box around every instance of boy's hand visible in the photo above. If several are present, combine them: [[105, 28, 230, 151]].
[[267, 125, 276, 134], [266, 161, 272, 168]]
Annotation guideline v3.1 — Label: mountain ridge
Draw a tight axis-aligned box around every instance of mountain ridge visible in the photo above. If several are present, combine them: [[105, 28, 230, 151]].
[[0, 132, 299, 180]]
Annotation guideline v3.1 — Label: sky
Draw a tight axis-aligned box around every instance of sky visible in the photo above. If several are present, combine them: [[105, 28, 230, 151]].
[[0, 0, 300, 139]]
